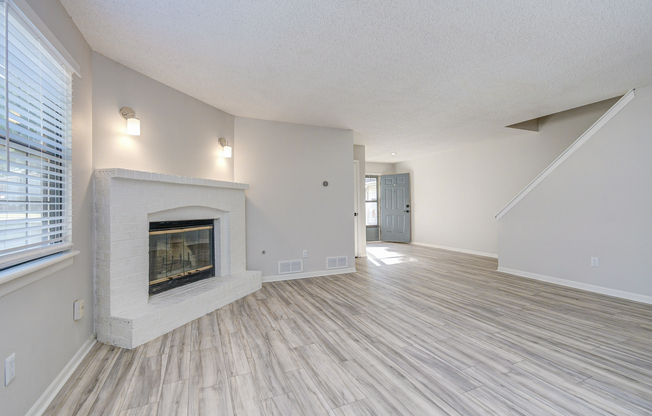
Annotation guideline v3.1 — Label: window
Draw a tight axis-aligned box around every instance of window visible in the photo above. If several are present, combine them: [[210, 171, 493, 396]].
[[365, 176, 378, 226], [0, 1, 73, 270]]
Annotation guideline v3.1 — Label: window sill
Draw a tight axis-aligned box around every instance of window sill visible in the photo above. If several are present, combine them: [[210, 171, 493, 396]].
[[0, 250, 80, 298]]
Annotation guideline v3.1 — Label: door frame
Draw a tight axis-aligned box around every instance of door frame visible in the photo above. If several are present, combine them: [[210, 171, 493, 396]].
[[353, 160, 359, 257]]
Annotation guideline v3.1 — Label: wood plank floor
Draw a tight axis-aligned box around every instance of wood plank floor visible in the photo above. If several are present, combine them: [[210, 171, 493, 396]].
[[45, 243, 652, 415]]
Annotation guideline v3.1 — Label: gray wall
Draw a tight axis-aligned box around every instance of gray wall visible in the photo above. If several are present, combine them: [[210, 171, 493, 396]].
[[366, 227, 380, 242], [498, 85, 652, 301], [365, 162, 395, 175], [234, 118, 355, 278], [0, 1, 94, 415], [395, 98, 618, 256], [92, 53, 235, 181]]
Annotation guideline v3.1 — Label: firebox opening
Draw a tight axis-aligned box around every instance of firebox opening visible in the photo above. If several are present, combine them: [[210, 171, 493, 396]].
[[148, 219, 215, 295]]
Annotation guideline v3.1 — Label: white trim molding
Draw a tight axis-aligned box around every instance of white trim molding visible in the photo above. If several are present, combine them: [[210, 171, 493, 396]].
[[25, 336, 97, 416], [10, 0, 81, 76], [263, 267, 357, 283], [411, 242, 498, 259], [497, 266, 652, 306], [0, 250, 79, 298], [496, 89, 636, 220]]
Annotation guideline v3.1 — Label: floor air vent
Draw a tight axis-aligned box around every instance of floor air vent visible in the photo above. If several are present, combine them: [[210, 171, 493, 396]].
[[326, 256, 348, 269], [278, 259, 303, 274]]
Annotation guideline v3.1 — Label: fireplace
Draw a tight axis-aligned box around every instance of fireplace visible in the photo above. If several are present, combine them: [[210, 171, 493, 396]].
[[148, 219, 215, 295], [94, 168, 261, 349]]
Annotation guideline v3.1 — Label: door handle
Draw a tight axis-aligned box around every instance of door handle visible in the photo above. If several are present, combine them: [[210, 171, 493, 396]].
[[404, 210, 410, 213]]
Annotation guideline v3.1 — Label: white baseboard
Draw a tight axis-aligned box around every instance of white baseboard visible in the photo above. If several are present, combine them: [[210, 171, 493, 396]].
[[411, 242, 498, 259], [497, 266, 652, 306], [263, 267, 357, 283], [26, 336, 97, 416]]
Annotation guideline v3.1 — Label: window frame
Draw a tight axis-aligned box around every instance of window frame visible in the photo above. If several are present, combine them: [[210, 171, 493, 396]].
[[365, 175, 380, 228], [0, 0, 75, 271]]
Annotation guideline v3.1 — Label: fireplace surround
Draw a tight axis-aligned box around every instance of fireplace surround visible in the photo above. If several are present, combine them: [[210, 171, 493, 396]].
[[94, 168, 262, 348]]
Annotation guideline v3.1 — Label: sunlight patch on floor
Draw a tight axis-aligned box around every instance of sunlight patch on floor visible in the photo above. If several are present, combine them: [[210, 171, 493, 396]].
[[366, 245, 418, 266]]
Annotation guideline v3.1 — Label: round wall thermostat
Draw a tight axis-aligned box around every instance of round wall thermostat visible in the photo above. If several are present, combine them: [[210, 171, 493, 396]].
[[323, 181, 329, 187]]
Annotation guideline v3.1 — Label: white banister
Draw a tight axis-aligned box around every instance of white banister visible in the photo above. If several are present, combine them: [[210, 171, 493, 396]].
[[496, 89, 636, 220]]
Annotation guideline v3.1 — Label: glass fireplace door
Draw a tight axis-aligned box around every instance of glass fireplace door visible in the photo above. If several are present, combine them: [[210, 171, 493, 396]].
[[148, 220, 215, 295]]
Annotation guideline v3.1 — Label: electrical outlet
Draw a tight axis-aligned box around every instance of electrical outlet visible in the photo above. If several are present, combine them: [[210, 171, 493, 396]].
[[303, 250, 308, 258], [5, 353, 15, 386], [591, 257, 599, 267]]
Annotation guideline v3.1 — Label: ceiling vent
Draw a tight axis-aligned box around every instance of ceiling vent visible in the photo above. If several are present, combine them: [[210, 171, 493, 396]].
[[278, 259, 303, 275], [326, 256, 348, 269]]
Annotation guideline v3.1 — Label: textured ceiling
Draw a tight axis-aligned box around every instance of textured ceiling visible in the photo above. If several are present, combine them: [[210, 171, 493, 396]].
[[60, 0, 652, 162]]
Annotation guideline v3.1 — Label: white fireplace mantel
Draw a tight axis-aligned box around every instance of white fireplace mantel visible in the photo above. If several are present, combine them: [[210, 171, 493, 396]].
[[96, 168, 250, 190], [94, 169, 261, 349]]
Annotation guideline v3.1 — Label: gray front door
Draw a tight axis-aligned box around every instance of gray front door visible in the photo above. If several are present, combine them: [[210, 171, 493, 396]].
[[380, 173, 411, 243]]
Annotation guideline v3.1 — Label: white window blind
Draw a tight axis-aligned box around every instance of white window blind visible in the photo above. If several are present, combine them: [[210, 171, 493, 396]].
[[0, 0, 73, 270]]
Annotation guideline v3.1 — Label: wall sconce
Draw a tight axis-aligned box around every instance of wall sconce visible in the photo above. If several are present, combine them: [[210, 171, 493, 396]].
[[218, 137, 232, 158], [120, 107, 141, 136]]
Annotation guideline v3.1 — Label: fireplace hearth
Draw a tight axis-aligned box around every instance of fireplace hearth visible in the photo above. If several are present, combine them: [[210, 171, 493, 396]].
[[149, 219, 215, 295]]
